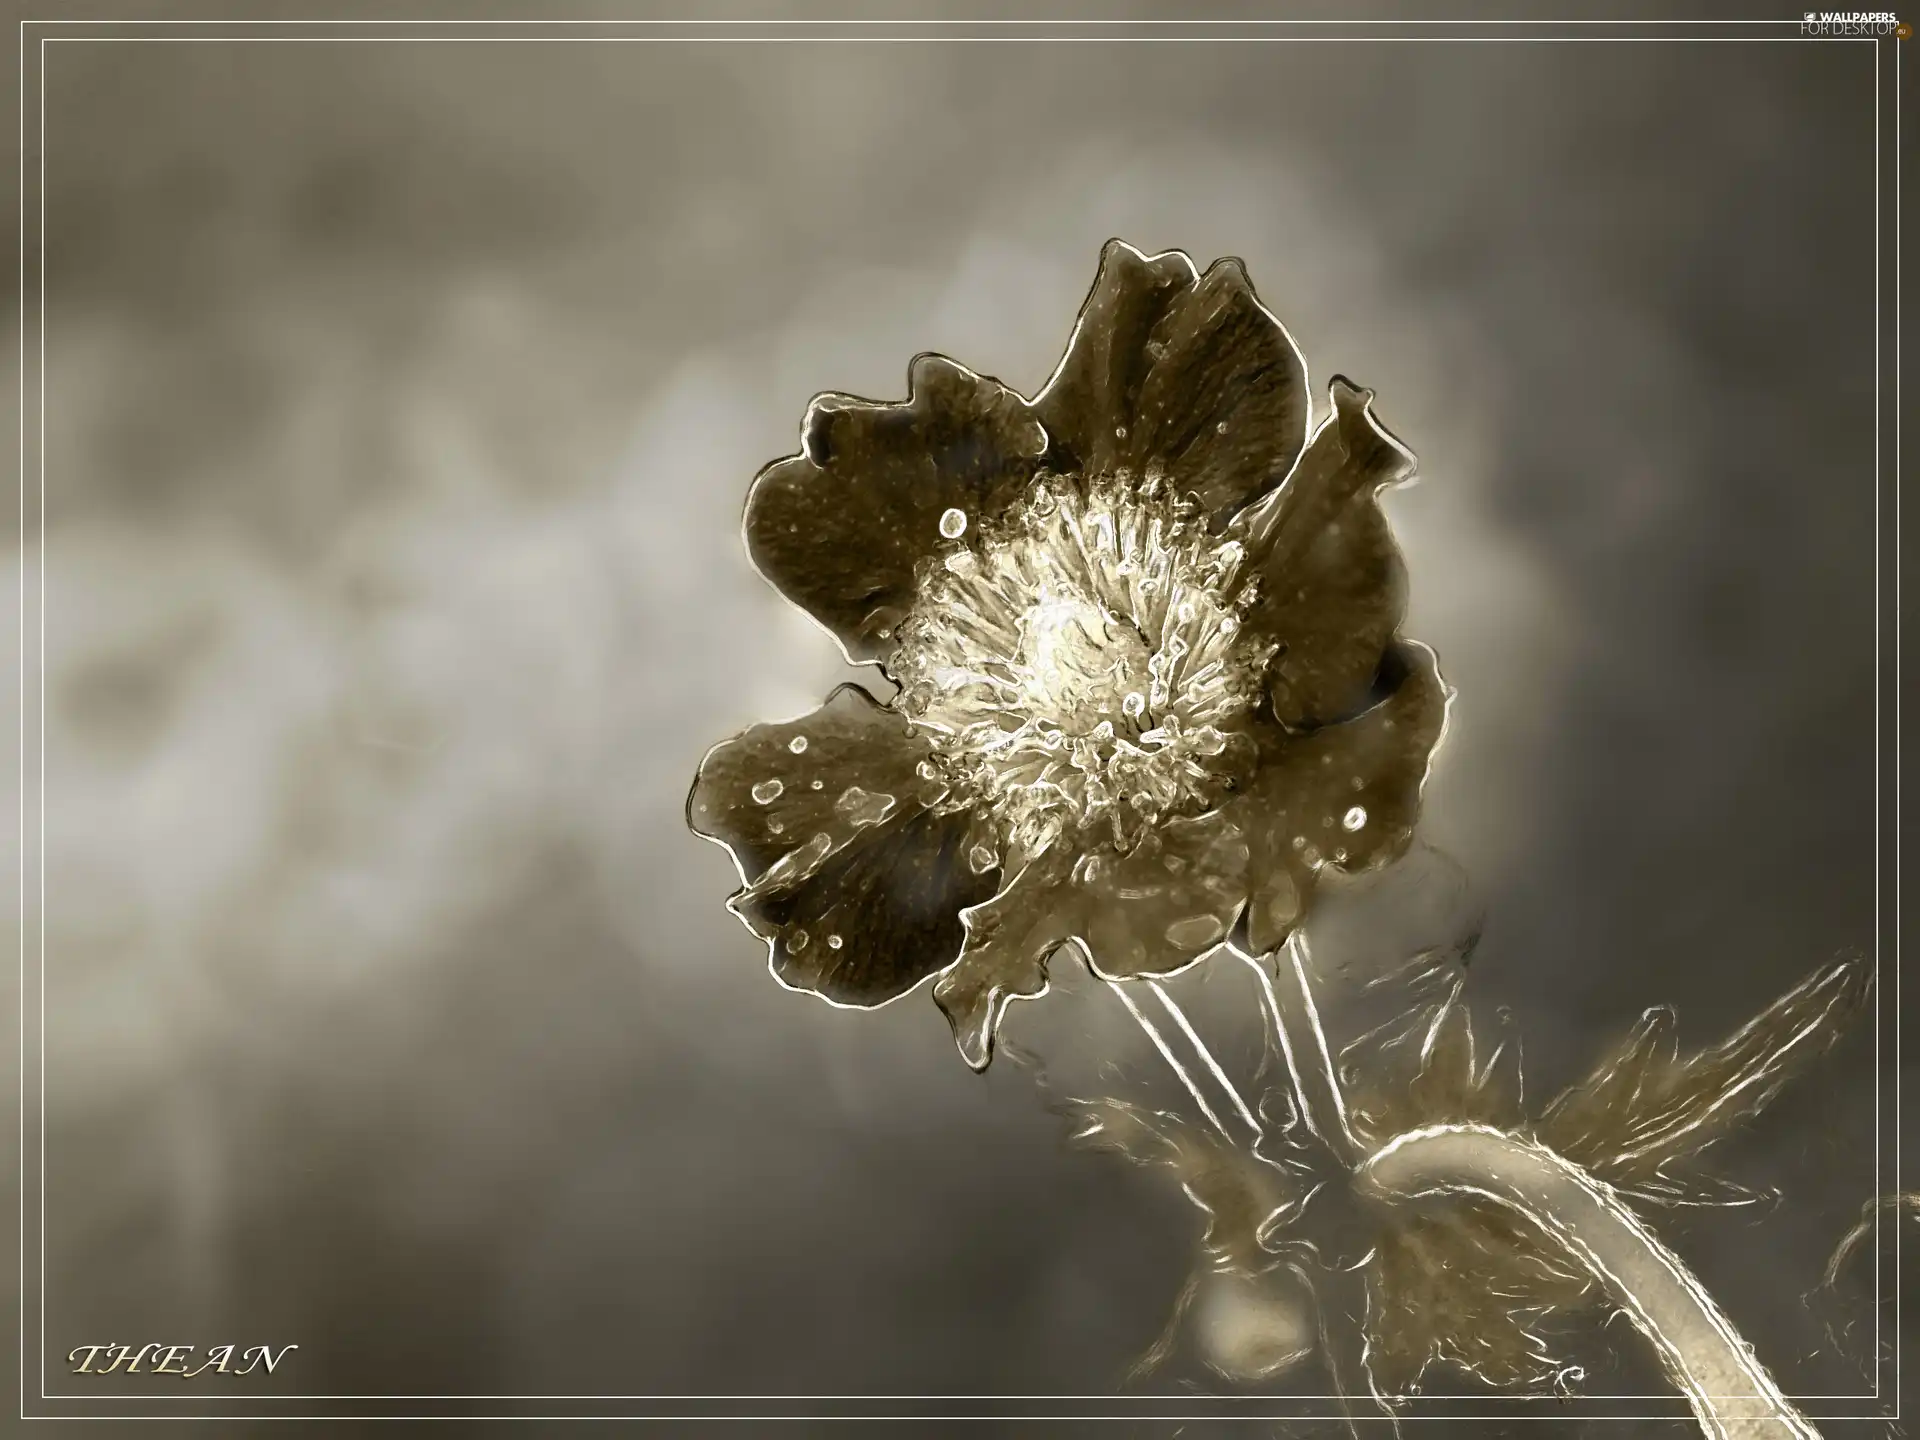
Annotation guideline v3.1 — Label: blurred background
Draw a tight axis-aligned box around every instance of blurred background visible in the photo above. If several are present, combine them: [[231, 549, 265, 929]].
[[8, 1, 1906, 1434]]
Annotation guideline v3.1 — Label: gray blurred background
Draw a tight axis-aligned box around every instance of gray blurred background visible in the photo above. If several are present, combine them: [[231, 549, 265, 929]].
[[10, 2, 1909, 1434]]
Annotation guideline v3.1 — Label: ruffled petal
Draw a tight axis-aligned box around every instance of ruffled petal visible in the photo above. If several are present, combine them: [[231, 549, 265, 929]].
[[1034, 240, 1309, 522], [931, 814, 1252, 1070], [688, 684, 1001, 1005], [1078, 814, 1250, 979], [753, 807, 998, 1005], [1232, 377, 1418, 728], [1225, 642, 1450, 955], [932, 849, 1081, 1071], [744, 355, 1048, 665]]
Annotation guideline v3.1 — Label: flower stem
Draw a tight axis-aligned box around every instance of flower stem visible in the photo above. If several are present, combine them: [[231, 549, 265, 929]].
[[1356, 1123, 1820, 1440], [1106, 977, 1239, 1142], [1247, 937, 1357, 1165], [1252, 935, 1816, 1438]]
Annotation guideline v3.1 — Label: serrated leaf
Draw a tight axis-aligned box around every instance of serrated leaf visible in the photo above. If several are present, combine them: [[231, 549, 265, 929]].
[[1365, 1200, 1588, 1393], [1059, 1095, 1296, 1276], [1406, 988, 1478, 1117], [1540, 958, 1869, 1187], [1347, 986, 1526, 1143]]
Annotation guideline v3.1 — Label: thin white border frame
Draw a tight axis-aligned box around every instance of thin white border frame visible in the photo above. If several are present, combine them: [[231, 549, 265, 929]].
[[12, 14, 1904, 1426]]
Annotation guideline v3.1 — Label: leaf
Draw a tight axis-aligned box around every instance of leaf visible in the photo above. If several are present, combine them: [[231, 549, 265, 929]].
[[1540, 958, 1870, 1192], [1344, 960, 1864, 1394], [1820, 1191, 1920, 1290], [1344, 985, 1525, 1144], [1365, 1201, 1589, 1393], [1059, 1095, 1296, 1276]]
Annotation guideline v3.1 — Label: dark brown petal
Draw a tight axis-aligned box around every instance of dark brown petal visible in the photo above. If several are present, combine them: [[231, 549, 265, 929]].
[[1233, 377, 1417, 728], [744, 355, 1048, 665], [1226, 642, 1450, 955], [754, 807, 999, 1006], [688, 684, 1001, 1005], [933, 848, 1083, 1071], [932, 814, 1252, 1070], [1034, 240, 1308, 522], [1078, 813, 1250, 979]]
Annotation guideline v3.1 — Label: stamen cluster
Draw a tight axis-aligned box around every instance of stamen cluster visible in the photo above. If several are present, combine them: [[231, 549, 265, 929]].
[[890, 472, 1274, 864]]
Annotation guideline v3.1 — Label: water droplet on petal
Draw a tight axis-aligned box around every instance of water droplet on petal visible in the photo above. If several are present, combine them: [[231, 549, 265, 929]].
[[788, 735, 809, 754], [1343, 806, 1367, 831], [1290, 835, 1307, 851], [939, 507, 968, 539], [1165, 914, 1226, 949], [1218, 615, 1239, 636], [768, 820, 784, 835], [1114, 424, 1128, 440], [752, 779, 784, 804], [835, 785, 897, 828], [968, 842, 998, 875], [810, 779, 824, 791], [1122, 691, 1146, 718], [788, 929, 809, 952], [1215, 420, 1229, 435], [827, 933, 844, 950]]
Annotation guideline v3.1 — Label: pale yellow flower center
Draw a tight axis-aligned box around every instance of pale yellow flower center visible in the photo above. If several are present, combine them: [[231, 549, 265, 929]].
[[890, 472, 1274, 864]]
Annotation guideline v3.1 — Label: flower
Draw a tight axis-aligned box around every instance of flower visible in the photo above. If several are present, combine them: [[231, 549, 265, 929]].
[[688, 241, 1448, 1069]]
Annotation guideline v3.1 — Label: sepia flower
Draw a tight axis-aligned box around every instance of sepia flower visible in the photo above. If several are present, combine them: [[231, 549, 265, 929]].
[[688, 241, 1447, 1069]]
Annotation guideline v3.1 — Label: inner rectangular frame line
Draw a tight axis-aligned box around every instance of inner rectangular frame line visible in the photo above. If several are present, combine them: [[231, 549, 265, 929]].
[[15, 15, 1902, 1422]]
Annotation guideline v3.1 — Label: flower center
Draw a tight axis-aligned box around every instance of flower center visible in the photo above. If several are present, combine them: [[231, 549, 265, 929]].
[[1013, 591, 1151, 732], [890, 472, 1275, 863]]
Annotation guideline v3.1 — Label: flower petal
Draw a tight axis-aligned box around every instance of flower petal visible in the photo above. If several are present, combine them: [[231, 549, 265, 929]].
[[933, 849, 1083, 1071], [1034, 240, 1309, 522], [744, 355, 1048, 665], [1078, 814, 1250, 980], [1233, 377, 1417, 728], [754, 807, 998, 1005], [1226, 642, 1450, 955], [688, 683, 1001, 1005], [931, 815, 1252, 1070]]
